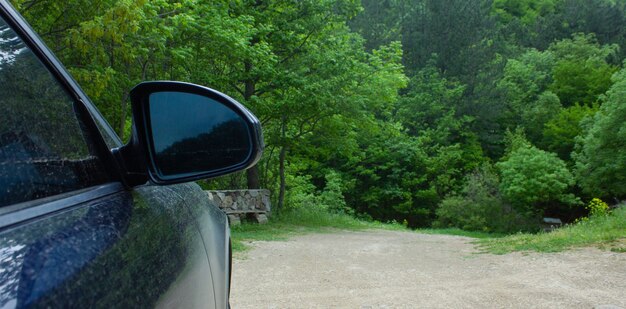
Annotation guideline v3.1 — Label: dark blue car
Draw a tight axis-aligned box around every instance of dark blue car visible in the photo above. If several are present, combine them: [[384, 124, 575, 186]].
[[0, 0, 263, 307]]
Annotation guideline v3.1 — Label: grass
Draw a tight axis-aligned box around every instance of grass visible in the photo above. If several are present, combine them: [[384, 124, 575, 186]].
[[230, 207, 405, 253], [415, 228, 504, 239], [478, 206, 626, 254]]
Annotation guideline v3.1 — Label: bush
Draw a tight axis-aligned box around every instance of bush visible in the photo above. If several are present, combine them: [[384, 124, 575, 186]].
[[497, 141, 579, 217], [434, 164, 531, 233], [284, 173, 318, 210], [586, 198, 610, 217], [317, 170, 353, 215], [284, 170, 352, 215], [575, 198, 610, 224], [435, 196, 502, 232]]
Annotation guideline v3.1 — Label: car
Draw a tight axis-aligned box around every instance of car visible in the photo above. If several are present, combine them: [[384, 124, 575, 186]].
[[0, 0, 263, 307]]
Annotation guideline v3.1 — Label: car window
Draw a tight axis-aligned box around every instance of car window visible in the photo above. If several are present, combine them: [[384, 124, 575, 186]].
[[0, 16, 110, 207]]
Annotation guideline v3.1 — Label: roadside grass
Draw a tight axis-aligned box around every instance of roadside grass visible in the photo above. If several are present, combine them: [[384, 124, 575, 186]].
[[415, 228, 504, 239], [478, 206, 626, 254], [230, 207, 405, 253]]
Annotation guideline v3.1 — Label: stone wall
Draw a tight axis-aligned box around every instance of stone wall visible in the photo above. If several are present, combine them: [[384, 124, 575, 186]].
[[205, 189, 271, 225]]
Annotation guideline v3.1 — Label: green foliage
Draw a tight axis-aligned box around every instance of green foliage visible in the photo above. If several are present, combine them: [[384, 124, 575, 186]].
[[575, 198, 610, 223], [335, 117, 484, 227], [397, 64, 467, 137], [574, 66, 626, 198], [348, 0, 407, 50], [492, 0, 558, 25], [497, 136, 579, 217], [283, 173, 318, 210], [318, 171, 352, 215], [14, 0, 626, 233], [498, 49, 555, 110], [523, 91, 562, 142], [542, 103, 597, 160], [502, 128, 532, 157], [587, 198, 610, 217], [434, 164, 526, 233], [548, 33, 619, 106], [342, 126, 435, 226], [479, 204, 626, 254], [283, 170, 352, 215], [497, 50, 556, 140], [401, 0, 495, 78]]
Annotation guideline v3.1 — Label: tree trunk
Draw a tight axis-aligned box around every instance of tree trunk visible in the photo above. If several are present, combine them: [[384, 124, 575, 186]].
[[243, 60, 261, 189], [119, 93, 129, 141], [277, 115, 287, 212], [244, 62, 255, 100], [277, 145, 287, 212], [246, 166, 260, 189]]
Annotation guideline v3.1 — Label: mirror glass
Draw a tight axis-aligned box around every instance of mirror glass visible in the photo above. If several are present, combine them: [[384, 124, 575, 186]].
[[148, 91, 252, 179]]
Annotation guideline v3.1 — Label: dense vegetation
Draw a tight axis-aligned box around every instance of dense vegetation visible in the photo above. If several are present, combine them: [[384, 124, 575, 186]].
[[13, 0, 626, 232], [480, 201, 626, 254]]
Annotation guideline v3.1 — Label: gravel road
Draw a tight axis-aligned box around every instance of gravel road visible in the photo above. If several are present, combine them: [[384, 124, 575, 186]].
[[231, 230, 626, 308]]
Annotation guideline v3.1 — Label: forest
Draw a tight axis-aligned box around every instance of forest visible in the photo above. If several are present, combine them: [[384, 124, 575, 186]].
[[11, 0, 626, 232]]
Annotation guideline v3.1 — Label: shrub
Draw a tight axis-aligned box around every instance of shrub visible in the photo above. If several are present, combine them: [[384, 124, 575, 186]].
[[284, 170, 352, 215], [318, 170, 353, 215], [575, 198, 610, 223], [284, 173, 318, 210], [586, 198, 610, 217], [497, 142, 579, 217], [434, 164, 530, 233], [435, 196, 499, 232]]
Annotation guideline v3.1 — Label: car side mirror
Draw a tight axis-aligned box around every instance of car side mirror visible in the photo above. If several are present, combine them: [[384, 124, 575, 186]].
[[113, 81, 263, 186]]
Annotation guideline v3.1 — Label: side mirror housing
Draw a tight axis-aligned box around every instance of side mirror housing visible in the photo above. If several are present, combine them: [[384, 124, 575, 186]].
[[114, 81, 263, 186]]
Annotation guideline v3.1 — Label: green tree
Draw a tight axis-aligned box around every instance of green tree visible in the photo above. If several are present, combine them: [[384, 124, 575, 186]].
[[496, 49, 557, 143], [497, 135, 579, 217], [492, 0, 558, 25], [12, 0, 236, 140], [574, 66, 626, 198], [396, 64, 466, 138], [401, 0, 495, 78], [522, 91, 562, 142], [497, 49, 555, 109], [214, 0, 365, 192], [340, 124, 437, 226], [348, 0, 407, 50], [542, 103, 597, 160], [533, 0, 626, 54], [548, 33, 618, 106]]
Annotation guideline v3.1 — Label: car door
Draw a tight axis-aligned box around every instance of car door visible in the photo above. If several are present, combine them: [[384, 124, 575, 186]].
[[0, 3, 217, 308]]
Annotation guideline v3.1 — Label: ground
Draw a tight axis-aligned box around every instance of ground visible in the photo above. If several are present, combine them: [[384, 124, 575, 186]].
[[231, 230, 626, 308]]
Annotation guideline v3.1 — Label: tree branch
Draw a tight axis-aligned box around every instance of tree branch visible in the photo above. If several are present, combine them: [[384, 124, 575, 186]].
[[230, 83, 245, 97]]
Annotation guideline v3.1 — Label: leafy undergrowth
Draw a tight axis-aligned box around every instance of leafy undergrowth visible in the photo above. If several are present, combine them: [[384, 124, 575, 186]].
[[478, 206, 626, 254], [231, 208, 405, 253]]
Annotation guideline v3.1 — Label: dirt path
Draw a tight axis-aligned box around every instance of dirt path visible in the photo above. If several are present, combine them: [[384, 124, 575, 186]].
[[231, 230, 626, 308]]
